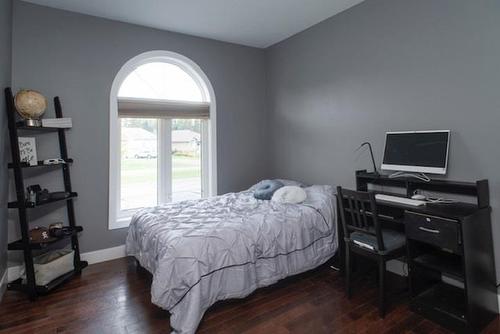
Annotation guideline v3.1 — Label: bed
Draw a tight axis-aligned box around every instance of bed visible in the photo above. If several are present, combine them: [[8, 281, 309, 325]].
[[126, 181, 338, 334]]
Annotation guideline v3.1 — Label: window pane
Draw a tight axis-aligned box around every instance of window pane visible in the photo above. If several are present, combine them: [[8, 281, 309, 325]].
[[171, 119, 202, 202], [118, 62, 205, 102], [121, 118, 158, 210]]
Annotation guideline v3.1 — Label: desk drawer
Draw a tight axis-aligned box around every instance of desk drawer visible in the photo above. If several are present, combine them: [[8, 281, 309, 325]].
[[405, 212, 461, 253]]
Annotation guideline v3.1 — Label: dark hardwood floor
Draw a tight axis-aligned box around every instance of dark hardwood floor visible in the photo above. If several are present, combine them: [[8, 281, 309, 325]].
[[0, 257, 498, 333]]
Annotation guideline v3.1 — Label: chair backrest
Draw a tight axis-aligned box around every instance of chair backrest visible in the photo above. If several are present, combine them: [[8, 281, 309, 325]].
[[336, 186, 385, 251]]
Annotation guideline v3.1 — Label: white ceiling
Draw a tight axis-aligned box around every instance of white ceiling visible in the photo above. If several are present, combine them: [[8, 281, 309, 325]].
[[22, 0, 365, 48]]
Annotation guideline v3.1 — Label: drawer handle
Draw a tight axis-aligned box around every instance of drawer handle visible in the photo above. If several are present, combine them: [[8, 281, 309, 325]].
[[418, 227, 440, 234]]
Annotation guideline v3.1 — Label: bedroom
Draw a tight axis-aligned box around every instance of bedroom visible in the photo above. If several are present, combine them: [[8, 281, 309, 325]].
[[0, 0, 499, 333]]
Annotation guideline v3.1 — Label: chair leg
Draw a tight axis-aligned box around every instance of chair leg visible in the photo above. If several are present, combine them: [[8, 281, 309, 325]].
[[345, 245, 352, 299], [378, 258, 386, 318]]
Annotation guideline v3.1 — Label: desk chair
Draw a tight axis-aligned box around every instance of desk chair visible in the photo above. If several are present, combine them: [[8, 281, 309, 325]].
[[337, 187, 406, 317]]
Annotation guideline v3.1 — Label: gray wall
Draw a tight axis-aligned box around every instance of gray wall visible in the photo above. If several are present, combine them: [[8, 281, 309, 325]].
[[9, 1, 268, 256], [267, 0, 500, 278], [8, 0, 500, 281], [0, 0, 12, 282]]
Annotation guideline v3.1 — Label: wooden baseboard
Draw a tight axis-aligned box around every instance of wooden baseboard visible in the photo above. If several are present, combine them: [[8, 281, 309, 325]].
[[80, 244, 126, 265]]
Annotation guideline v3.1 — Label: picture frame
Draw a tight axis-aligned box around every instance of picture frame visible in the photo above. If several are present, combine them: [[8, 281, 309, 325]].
[[18, 137, 38, 166]]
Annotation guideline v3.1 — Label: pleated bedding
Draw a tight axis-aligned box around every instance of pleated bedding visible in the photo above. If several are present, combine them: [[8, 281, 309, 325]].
[[126, 184, 338, 333]]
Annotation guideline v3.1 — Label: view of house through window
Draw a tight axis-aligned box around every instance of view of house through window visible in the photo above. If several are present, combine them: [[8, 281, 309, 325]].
[[117, 61, 208, 215], [120, 118, 202, 210]]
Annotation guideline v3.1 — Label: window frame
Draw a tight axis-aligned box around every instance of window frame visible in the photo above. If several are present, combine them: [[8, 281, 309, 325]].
[[109, 51, 217, 230]]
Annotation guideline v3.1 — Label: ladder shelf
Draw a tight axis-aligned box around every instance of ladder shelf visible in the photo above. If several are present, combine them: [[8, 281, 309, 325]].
[[4, 87, 87, 300]]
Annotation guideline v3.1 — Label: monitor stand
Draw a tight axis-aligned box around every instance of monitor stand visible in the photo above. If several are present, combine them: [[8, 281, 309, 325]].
[[388, 171, 431, 182]]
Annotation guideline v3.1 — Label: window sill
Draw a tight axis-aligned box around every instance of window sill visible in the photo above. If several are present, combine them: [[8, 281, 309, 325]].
[[109, 216, 132, 230]]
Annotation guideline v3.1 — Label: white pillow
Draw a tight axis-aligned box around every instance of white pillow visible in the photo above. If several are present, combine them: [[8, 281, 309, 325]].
[[271, 186, 307, 204]]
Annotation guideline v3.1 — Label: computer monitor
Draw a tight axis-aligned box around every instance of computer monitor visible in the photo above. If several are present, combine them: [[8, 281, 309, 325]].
[[381, 130, 450, 175]]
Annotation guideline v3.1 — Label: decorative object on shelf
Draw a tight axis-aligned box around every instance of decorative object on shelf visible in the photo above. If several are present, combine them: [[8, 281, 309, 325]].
[[49, 223, 76, 238], [26, 185, 71, 206], [48, 222, 63, 230], [43, 158, 66, 165], [26, 184, 42, 203], [48, 223, 64, 237], [26, 185, 51, 204], [36, 189, 51, 205], [18, 137, 38, 166], [29, 226, 57, 243], [14, 89, 47, 127], [356, 142, 379, 177], [41, 117, 72, 128]]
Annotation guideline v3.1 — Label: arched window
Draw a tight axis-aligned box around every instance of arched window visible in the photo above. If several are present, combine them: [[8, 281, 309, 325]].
[[109, 51, 217, 229]]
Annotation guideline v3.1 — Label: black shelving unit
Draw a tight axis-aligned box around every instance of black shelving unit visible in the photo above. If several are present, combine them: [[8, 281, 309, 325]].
[[4, 87, 87, 300]]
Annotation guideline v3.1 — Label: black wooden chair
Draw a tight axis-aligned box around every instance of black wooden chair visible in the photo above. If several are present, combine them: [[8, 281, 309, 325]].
[[336, 186, 406, 317]]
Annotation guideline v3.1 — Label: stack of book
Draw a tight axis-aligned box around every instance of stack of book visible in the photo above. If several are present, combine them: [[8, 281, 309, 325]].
[[41, 118, 72, 128]]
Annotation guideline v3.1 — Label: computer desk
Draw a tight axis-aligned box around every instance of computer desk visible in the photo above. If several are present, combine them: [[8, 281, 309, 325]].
[[335, 170, 497, 333]]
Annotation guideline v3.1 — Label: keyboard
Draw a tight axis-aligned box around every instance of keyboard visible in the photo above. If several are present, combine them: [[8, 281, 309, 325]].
[[375, 194, 426, 206]]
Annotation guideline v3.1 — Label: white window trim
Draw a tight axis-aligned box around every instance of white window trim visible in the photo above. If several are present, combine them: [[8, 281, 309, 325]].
[[109, 51, 217, 230], [157, 119, 172, 204]]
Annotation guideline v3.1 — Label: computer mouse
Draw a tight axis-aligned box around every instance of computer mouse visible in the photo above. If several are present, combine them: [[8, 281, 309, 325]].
[[411, 194, 426, 200]]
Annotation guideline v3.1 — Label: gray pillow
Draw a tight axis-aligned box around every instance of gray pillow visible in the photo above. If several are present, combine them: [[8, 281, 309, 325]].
[[253, 180, 284, 200]]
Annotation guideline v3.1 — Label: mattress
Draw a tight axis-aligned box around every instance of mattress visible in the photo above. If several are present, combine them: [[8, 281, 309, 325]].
[[126, 184, 338, 333]]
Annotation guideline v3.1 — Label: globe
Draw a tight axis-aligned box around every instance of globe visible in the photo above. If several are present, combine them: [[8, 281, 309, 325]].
[[14, 89, 47, 120]]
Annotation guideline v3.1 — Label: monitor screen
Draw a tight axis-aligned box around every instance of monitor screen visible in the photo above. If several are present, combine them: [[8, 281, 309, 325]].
[[382, 131, 450, 174]]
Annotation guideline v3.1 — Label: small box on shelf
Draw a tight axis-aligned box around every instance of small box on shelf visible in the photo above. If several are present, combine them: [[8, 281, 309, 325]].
[[41, 117, 72, 128]]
